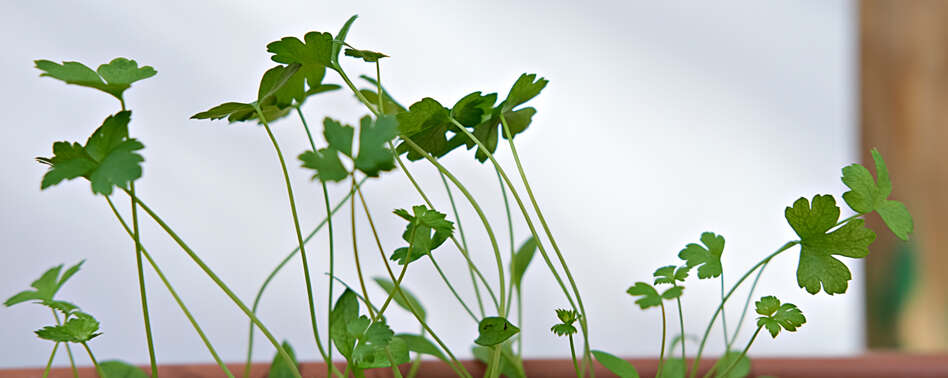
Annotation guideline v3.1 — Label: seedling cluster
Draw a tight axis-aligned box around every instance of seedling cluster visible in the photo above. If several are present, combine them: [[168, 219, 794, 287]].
[[7, 16, 913, 378]]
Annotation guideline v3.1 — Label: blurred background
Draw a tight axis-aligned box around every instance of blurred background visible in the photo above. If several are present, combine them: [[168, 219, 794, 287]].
[[0, 0, 941, 369]]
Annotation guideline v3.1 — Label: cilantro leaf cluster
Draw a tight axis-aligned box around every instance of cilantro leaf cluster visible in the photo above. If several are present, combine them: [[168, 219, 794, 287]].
[[390, 205, 454, 265], [550, 309, 580, 337], [841, 148, 914, 240], [298, 115, 398, 181], [677, 232, 725, 279], [754, 296, 806, 338], [626, 282, 682, 309], [35, 58, 156, 102], [329, 290, 409, 369]]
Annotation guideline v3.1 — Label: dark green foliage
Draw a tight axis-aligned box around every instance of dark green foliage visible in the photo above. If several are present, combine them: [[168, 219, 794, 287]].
[[626, 282, 682, 309], [344, 48, 388, 62], [35, 312, 101, 343], [755, 296, 806, 338], [5, 261, 84, 307], [678, 232, 725, 279], [653, 265, 689, 285], [841, 148, 913, 240]]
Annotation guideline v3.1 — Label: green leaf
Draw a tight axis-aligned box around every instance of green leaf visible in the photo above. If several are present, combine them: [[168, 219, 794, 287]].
[[189, 102, 255, 122], [35, 58, 156, 101], [786, 195, 876, 295], [390, 205, 454, 265], [358, 89, 405, 115], [551, 309, 580, 336], [626, 282, 662, 309], [268, 341, 298, 378], [661, 286, 684, 300], [257, 64, 303, 106], [330, 289, 360, 359], [717, 351, 751, 378], [472, 344, 524, 378], [653, 265, 689, 285], [502, 73, 548, 112], [372, 277, 426, 320], [344, 48, 388, 62], [474, 317, 520, 346], [351, 320, 393, 366], [323, 118, 354, 157], [466, 106, 537, 163], [591, 350, 639, 378], [395, 98, 455, 160], [677, 232, 725, 279], [99, 360, 148, 378], [35, 312, 101, 343], [269, 32, 333, 67], [452, 92, 497, 127], [550, 323, 577, 337], [396, 333, 447, 362], [39, 111, 145, 195], [5, 261, 84, 307], [299, 148, 348, 182], [510, 236, 538, 290], [353, 115, 397, 177], [44, 300, 79, 316], [755, 296, 805, 338], [841, 148, 913, 240], [332, 15, 359, 66]]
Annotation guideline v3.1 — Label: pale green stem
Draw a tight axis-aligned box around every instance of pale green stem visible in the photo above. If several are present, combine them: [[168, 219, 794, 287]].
[[130, 182, 158, 378], [252, 104, 325, 369], [427, 253, 479, 322], [676, 285, 687, 360], [720, 273, 730, 348], [570, 334, 582, 378], [657, 302, 668, 378], [389, 141, 499, 310], [728, 261, 769, 348], [41, 342, 58, 378], [50, 310, 78, 378], [104, 196, 235, 378], [498, 113, 593, 377], [81, 343, 104, 378], [350, 174, 376, 319], [124, 190, 302, 378], [716, 326, 762, 378], [498, 167, 516, 317], [441, 171, 487, 318], [244, 177, 361, 378], [688, 241, 799, 378]]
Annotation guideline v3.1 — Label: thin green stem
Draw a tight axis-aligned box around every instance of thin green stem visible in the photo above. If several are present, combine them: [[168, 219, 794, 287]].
[[42, 342, 59, 378], [350, 174, 376, 319], [728, 261, 769, 348], [499, 113, 593, 377], [399, 138, 506, 316], [384, 346, 404, 378], [104, 196, 235, 377], [569, 334, 581, 378], [720, 273, 730, 348], [244, 177, 361, 378], [717, 326, 761, 378], [389, 141, 499, 310], [252, 104, 325, 367], [657, 303, 668, 378], [294, 106, 338, 377], [375, 62, 385, 114], [80, 343, 104, 378], [427, 253, 479, 322], [125, 190, 302, 378], [326, 273, 380, 314], [356, 191, 471, 378], [51, 309, 78, 378], [129, 182, 158, 378], [688, 241, 798, 378], [441, 171, 486, 319], [452, 118, 579, 319], [498, 167, 516, 317], [676, 287, 687, 360], [333, 64, 379, 117]]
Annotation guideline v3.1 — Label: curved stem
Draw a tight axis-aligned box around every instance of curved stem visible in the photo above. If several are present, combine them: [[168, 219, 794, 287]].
[[728, 261, 769, 348], [125, 190, 302, 378], [355, 188, 472, 378], [569, 334, 581, 378], [657, 302, 668, 378], [452, 118, 579, 319], [688, 241, 798, 378], [41, 342, 59, 378], [390, 145, 499, 310], [252, 105, 326, 366], [350, 174, 376, 318], [498, 168, 516, 317], [399, 138, 506, 317], [676, 288, 687, 360], [427, 253, 479, 322], [244, 177, 362, 378], [80, 343, 104, 378], [441, 171, 486, 319], [717, 326, 761, 378], [720, 273, 730, 348], [104, 196, 235, 377], [498, 113, 593, 376], [129, 182, 158, 378]]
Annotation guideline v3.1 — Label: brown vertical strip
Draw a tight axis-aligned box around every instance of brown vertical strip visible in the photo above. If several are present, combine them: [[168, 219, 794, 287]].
[[861, 0, 948, 350]]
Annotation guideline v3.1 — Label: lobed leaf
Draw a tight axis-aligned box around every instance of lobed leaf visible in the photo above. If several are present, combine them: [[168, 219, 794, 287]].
[[677, 232, 725, 279], [35, 312, 101, 343], [35, 58, 156, 101], [4, 260, 84, 307]]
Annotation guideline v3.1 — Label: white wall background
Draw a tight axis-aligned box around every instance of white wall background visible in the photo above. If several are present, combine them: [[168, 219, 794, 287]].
[[0, 0, 859, 368]]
